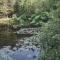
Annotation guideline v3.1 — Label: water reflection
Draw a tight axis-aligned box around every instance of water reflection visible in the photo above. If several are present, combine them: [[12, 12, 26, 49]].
[[0, 24, 40, 60], [0, 46, 39, 60]]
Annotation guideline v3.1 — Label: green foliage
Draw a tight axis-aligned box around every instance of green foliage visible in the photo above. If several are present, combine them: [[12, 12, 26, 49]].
[[12, 1, 60, 60], [38, 18, 60, 60], [1, 0, 60, 60], [12, 11, 50, 27], [13, 0, 52, 27], [14, 0, 25, 17], [34, 0, 60, 59]]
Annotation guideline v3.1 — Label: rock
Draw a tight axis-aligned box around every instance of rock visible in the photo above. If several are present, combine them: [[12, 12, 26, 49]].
[[12, 47, 17, 51], [16, 27, 40, 34]]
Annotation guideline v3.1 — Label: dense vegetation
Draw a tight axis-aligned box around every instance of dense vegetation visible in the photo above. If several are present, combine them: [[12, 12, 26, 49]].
[[37, 0, 60, 60], [13, 0, 50, 27], [0, 0, 60, 60], [14, 0, 60, 60]]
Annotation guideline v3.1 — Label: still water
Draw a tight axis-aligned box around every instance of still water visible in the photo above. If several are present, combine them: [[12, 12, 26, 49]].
[[0, 46, 40, 60], [0, 25, 40, 60]]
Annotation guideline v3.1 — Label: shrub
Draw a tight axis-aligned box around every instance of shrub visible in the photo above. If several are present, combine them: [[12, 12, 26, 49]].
[[38, 19, 60, 60]]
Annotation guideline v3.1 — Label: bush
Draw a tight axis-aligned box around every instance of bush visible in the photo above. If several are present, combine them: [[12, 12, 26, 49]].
[[38, 19, 60, 60]]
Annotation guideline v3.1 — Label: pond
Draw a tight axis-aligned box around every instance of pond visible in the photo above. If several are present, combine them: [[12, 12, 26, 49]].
[[0, 46, 40, 60], [0, 24, 40, 60]]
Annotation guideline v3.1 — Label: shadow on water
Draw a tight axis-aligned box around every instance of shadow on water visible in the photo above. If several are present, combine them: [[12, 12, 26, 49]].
[[0, 24, 33, 48], [0, 24, 40, 60], [0, 24, 17, 48], [16, 34, 33, 39]]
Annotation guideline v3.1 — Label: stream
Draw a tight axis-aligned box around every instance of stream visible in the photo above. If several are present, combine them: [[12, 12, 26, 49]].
[[0, 26, 40, 60], [0, 45, 40, 60]]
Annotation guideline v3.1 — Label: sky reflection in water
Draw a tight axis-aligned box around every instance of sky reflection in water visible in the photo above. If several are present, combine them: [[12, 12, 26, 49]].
[[0, 46, 39, 60]]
